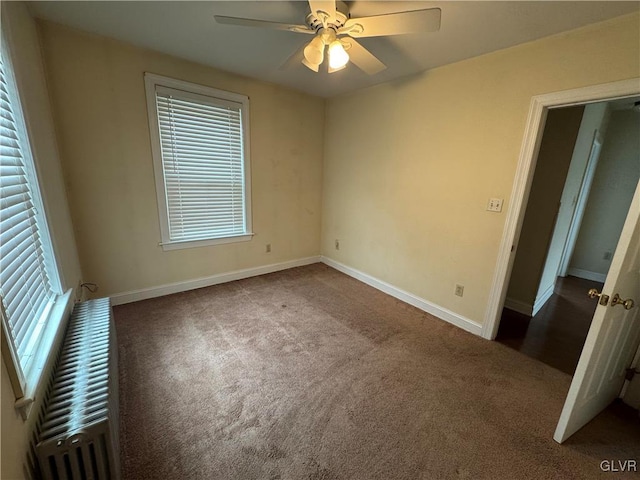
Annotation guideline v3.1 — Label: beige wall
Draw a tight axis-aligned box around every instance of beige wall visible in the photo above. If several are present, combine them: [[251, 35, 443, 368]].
[[570, 109, 640, 275], [507, 106, 584, 308], [38, 21, 325, 297], [2, 361, 29, 480], [322, 13, 640, 325], [1, 3, 83, 479]]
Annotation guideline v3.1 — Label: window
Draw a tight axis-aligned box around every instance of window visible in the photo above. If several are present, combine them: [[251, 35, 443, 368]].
[[0, 43, 68, 415], [144, 74, 252, 250]]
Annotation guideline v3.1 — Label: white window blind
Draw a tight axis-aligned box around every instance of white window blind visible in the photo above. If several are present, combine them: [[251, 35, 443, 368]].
[[154, 85, 249, 244], [0, 55, 55, 370]]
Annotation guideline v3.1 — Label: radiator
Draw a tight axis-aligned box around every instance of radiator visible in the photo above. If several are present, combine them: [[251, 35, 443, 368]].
[[36, 298, 120, 480]]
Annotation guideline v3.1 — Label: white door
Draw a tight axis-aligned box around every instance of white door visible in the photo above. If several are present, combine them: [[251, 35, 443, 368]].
[[621, 345, 640, 410], [554, 180, 640, 443]]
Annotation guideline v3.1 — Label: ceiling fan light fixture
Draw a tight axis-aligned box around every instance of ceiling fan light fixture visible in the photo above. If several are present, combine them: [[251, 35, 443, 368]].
[[301, 57, 320, 72], [328, 63, 347, 74], [328, 40, 349, 69], [303, 35, 325, 67]]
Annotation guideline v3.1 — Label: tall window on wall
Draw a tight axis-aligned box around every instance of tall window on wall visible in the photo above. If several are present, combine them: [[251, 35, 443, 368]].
[[144, 73, 252, 251], [1, 43, 65, 406]]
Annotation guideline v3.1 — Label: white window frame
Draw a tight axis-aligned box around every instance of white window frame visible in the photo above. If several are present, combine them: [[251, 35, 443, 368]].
[[144, 73, 253, 251], [1, 36, 74, 420]]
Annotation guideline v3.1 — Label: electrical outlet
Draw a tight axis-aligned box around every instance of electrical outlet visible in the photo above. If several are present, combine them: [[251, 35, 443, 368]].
[[266, 243, 271, 253], [455, 284, 464, 297], [487, 198, 503, 212], [335, 239, 340, 250]]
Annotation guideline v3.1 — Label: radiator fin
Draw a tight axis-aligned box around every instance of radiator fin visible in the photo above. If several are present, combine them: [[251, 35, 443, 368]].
[[36, 298, 120, 480]]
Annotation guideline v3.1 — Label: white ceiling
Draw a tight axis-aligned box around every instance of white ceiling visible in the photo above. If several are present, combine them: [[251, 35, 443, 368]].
[[29, 1, 639, 98]]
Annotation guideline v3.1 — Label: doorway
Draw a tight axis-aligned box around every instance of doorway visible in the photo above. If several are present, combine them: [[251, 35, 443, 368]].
[[482, 78, 640, 341], [481, 78, 640, 442], [496, 99, 640, 375]]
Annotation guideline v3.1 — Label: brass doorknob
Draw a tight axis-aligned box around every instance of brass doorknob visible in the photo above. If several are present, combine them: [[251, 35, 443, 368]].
[[611, 294, 635, 310], [588, 288, 610, 306]]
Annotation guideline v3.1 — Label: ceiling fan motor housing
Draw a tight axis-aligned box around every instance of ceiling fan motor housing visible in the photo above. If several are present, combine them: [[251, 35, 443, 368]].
[[305, 1, 350, 34]]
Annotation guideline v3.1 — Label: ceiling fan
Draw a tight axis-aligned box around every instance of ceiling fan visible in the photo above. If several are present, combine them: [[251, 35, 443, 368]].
[[214, 1, 441, 75]]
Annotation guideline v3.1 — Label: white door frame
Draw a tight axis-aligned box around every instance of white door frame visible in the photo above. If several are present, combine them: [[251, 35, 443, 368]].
[[482, 78, 640, 340]]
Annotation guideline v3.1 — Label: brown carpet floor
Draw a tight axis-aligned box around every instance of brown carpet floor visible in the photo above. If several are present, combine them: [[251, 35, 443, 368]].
[[113, 264, 640, 480]]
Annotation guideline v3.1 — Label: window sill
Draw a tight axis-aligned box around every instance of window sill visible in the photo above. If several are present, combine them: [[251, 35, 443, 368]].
[[160, 233, 254, 251], [15, 289, 74, 421]]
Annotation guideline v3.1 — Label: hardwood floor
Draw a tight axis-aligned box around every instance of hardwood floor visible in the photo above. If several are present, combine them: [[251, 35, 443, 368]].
[[496, 275, 604, 375]]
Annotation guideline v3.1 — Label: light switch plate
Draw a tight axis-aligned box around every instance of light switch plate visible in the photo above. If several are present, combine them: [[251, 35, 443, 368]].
[[487, 198, 503, 212]]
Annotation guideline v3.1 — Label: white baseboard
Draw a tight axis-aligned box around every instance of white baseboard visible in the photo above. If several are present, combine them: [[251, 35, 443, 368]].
[[110, 256, 321, 305], [567, 267, 607, 283], [320, 256, 482, 336], [504, 297, 533, 316], [533, 282, 555, 316], [111, 254, 483, 337], [504, 283, 555, 318]]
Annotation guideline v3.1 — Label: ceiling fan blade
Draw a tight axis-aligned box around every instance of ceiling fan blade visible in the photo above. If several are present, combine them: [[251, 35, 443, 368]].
[[279, 39, 321, 72], [279, 42, 307, 71], [342, 38, 386, 75], [308, 0, 337, 23], [340, 8, 441, 38], [214, 15, 314, 34]]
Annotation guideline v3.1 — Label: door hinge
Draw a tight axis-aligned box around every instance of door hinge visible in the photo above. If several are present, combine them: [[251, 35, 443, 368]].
[[625, 368, 638, 381]]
